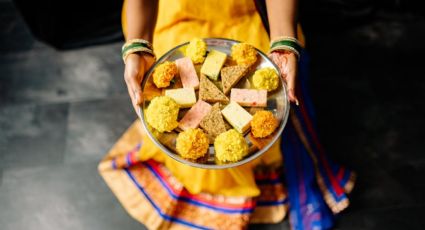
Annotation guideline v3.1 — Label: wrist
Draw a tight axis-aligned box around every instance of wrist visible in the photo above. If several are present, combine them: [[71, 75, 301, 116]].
[[127, 32, 153, 44], [270, 33, 296, 41], [269, 23, 297, 40]]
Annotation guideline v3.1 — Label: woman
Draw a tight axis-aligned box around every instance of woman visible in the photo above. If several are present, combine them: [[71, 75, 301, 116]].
[[98, 0, 355, 229]]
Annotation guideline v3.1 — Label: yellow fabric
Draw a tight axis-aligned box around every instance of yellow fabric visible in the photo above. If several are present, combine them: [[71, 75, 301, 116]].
[[122, 0, 283, 197], [138, 125, 282, 197], [122, 0, 270, 55], [98, 120, 287, 228]]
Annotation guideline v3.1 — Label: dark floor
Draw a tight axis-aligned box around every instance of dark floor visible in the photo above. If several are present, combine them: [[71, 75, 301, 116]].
[[1, 1, 425, 230]]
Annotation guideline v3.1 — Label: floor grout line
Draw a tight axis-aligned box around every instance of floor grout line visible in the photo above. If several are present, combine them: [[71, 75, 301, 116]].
[[0, 93, 130, 109]]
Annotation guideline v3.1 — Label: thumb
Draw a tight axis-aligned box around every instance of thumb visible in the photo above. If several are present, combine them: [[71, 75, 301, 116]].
[[284, 60, 299, 106]]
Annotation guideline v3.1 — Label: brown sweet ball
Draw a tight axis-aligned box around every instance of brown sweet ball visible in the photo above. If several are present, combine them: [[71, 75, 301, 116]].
[[251, 110, 279, 138], [152, 61, 178, 88]]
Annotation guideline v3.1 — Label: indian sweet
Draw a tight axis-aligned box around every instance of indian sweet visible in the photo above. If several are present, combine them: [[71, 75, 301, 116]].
[[164, 88, 197, 108], [201, 49, 227, 81], [231, 43, 257, 66], [176, 128, 210, 160], [221, 101, 253, 133], [175, 57, 200, 89], [146, 96, 180, 132], [152, 61, 178, 88], [251, 110, 279, 138], [178, 100, 212, 131], [199, 74, 229, 103], [221, 65, 248, 95], [214, 129, 249, 162], [252, 67, 279, 92], [200, 103, 227, 142], [230, 88, 267, 107], [186, 38, 207, 64]]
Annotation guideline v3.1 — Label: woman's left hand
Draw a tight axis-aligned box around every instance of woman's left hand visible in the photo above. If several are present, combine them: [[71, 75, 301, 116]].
[[269, 50, 299, 105]]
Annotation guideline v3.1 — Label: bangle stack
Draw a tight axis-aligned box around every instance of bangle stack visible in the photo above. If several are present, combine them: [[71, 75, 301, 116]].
[[121, 39, 156, 63], [269, 36, 302, 60]]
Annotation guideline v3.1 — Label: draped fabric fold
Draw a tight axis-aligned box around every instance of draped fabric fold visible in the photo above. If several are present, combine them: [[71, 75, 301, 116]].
[[281, 51, 355, 230], [98, 127, 288, 229]]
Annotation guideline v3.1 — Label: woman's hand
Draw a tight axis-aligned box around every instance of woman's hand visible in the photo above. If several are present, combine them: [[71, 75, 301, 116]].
[[269, 50, 299, 105], [124, 53, 155, 116]]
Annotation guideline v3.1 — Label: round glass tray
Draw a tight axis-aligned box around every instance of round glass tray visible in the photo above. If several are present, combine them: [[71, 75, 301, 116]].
[[138, 38, 289, 169]]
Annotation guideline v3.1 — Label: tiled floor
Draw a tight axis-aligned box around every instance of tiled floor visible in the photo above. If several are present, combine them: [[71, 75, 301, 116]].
[[1, 1, 425, 230]]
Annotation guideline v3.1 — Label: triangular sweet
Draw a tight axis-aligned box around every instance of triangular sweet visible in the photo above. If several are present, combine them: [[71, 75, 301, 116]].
[[199, 74, 229, 103], [221, 65, 248, 95], [200, 103, 227, 142]]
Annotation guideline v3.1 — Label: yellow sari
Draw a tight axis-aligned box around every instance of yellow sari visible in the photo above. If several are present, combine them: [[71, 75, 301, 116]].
[[122, 0, 281, 197]]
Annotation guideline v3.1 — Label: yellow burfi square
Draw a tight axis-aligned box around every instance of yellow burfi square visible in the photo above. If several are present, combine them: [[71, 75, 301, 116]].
[[201, 50, 227, 81], [165, 88, 197, 108]]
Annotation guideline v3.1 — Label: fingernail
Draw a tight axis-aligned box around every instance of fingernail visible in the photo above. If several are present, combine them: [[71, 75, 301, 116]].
[[284, 65, 289, 74], [136, 107, 142, 118], [135, 93, 140, 105], [292, 97, 300, 106]]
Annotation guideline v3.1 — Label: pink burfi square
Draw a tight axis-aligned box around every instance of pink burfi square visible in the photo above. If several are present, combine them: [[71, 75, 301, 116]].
[[178, 100, 212, 130], [230, 88, 267, 107], [175, 57, 199, 89]]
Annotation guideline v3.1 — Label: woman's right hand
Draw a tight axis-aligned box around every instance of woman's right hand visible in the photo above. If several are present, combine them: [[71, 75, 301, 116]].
[[124, 53, 155, 116]]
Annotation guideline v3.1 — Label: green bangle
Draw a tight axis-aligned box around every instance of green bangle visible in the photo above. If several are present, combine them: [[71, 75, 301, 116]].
[[121, 42, 156, 63], [122, 42, 151, 56], [122, 39, 153, 51], [270, 40, 302, 53], [269, 37, 302, 59]]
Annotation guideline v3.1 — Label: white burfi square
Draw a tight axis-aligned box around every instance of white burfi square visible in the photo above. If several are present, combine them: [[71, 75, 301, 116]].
[[221, 101, 253, 133]]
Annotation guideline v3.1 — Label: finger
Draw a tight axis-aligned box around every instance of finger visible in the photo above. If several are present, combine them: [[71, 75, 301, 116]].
[[285, 58, 299, 105], [125, 54, 146, 104], [126, 84, 138, 112], [124, 71, 142, 116], [127, 71, 144, 107], [270, 52, 296, 104], [142, 55, 156, 70], [125, 72, 140, 116], [124, 69, 135, 102], [270, 52, 288, 82], [130, 76, 143, 105]]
